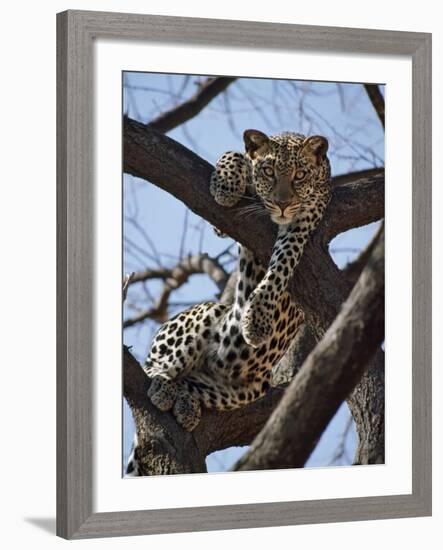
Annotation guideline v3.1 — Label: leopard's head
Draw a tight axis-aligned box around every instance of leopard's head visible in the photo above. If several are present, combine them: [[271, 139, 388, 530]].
[[244, 129, 331, 225]]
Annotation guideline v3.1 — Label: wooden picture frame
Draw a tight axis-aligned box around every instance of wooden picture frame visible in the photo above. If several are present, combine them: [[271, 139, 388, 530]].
[[57, 9, 432, 539]]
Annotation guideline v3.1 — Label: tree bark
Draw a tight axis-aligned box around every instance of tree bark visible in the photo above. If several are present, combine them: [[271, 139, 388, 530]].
[[124, 347, 206, 474], [123, 119, 385, 470]]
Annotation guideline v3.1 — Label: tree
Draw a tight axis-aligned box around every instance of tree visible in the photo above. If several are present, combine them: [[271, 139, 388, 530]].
[[122, 75, 385, 475]]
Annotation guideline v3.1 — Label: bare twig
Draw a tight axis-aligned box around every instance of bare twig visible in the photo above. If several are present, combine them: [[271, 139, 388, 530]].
[[124, 253, 230, 327], [328, 414, 354, 466], [122, 272, 135, 302], [178, 208, 189, 260], [148, 77, 237, 133], [124, 216, 162, 265]]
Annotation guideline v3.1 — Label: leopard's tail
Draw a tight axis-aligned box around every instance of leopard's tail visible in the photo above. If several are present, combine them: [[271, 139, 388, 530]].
[[125, 433, 141, 477]]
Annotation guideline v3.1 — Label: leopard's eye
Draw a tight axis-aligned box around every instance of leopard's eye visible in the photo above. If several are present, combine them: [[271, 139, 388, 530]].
[[262, 166, 275, 177], [294, 169, 307, 180]]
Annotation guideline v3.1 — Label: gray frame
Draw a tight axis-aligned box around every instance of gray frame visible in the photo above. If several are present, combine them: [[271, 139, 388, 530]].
[[57, 9, 432, 539]]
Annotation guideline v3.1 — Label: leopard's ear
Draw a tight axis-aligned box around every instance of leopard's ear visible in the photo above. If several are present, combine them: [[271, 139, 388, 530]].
[[302, 135, 329, 165], [243, 129, 270, 158]]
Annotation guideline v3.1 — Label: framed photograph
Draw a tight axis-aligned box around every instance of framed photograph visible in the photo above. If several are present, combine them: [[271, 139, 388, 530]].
[[57, 10, 431, 539]]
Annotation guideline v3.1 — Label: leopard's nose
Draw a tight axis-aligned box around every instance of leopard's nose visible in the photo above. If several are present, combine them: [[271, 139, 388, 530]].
[[276, 201, 291, 213]]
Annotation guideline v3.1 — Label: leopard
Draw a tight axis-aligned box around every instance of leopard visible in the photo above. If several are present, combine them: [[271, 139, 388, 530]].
[[126, 129, 331, 475]]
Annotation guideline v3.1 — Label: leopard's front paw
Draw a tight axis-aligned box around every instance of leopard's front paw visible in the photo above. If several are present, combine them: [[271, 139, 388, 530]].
[[173, 390, 201, 432], [209, 151, 248, 207], [147, 376, 178, 412], [242, 291, 274, 348], [210, 184, 242, 207]]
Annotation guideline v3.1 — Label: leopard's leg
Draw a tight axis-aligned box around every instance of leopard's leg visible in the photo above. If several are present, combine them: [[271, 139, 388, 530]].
[[242, 200, 327, 347], [216, 245, 265, 362], [183, 365, 273, 414], [125, 433, 140, 477], [147, 376, 178, 412], [209, 151, 250, 207], [172, 291, 305, 430], [144, 302, 227, 412], [172, 384, 202, 432]]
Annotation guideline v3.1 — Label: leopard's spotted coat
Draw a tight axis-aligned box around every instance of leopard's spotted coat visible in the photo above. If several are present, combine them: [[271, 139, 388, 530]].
[[128, 129, 331, 469]]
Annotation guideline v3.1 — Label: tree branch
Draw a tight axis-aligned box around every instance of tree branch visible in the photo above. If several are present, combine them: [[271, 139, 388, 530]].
[[148, 77, 237, 133], [234, 227, 385, 470], [123, 117, 384, 250], [342, 221, 384, 286], [364, 84, 385, 129], [332, 167, 384, 187], [123, 346, 206, 474], [122, 272, 135, 302], [124, 253, 230, 326]]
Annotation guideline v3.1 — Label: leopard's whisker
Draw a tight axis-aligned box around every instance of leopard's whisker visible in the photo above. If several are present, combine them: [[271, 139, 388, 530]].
[[235, 204, 265, 215], [236, 209, 258, 220], [235, 206, 267, 219], [243, 208, 269, 221], [237, 200, 262, 209]]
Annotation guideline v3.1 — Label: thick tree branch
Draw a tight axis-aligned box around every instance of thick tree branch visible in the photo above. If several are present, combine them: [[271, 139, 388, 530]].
[[364, 84, 385, 129], [234, 227, 385, 471], [332, 167, 384, 187], [148, 77, 237, 133], [124, 117, 384, 250]]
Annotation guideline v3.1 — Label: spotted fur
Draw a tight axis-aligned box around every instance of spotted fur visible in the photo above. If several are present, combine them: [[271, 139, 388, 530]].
[[126, 129, 331, 475]]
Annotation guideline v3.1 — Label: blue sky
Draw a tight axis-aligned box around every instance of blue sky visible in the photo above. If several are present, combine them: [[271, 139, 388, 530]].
[[122, 73, 384, 473]]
